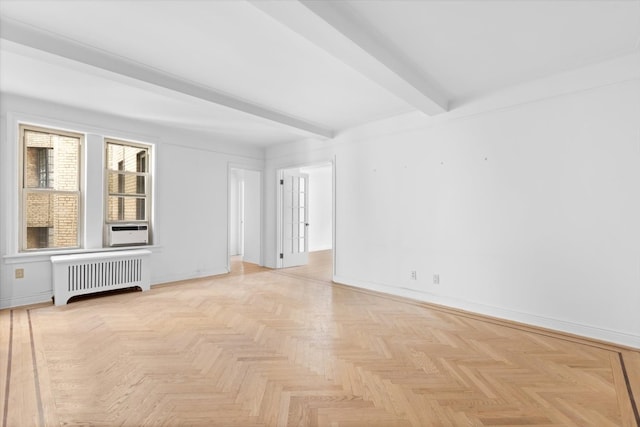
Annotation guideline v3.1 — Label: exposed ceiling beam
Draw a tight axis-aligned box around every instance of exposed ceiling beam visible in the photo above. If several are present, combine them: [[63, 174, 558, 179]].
[[251, 0, 448, 116], [0, 17, 334, 139]]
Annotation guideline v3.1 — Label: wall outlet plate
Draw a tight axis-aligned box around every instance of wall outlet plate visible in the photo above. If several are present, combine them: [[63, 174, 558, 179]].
[[15, 268, 24, 279]]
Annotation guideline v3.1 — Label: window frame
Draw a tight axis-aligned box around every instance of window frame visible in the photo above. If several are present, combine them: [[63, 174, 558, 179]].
[[19, 124, 84, 252], [104, 138, 152, 239]]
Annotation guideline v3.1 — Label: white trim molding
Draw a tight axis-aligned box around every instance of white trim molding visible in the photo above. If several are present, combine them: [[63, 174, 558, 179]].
[[333, 275, 640, 350]]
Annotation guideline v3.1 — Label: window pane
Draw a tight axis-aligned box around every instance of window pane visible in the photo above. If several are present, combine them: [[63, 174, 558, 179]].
[[107, 172, 146, 195], [107, 196, 146, 221], [25, 192, 79, 249], [106, 143, 148, 172], [24, 131, 79, 191]]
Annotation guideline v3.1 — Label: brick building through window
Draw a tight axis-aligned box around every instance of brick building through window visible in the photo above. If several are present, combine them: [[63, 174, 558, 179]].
[[21, 125, 81, 250]]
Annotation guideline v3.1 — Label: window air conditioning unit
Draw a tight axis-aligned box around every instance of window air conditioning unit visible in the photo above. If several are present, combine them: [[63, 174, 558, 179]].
[[108, 224, 149, 246]]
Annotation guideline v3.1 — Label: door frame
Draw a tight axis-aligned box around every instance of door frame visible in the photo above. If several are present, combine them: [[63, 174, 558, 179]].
[[227, 162, 264, 272], [276, 159, 335, 278], [228, 168, 244, 257]]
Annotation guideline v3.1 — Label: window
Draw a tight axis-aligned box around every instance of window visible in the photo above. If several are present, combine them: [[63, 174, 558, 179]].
[[117, 160, 125, 220], [105, 139, 151, 230], [21, 125, 82, 251], [136, 152, 146, 220]]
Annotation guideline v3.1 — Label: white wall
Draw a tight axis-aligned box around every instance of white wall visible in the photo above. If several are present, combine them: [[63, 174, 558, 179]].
[[265, 55, 640, 348], [0, 94, 263, 308], [242, 169, 261, 265], [300, 164, 332, 252]]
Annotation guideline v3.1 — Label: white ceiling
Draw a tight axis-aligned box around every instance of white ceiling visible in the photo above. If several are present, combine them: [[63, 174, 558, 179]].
[[342, 0, 640, 102], [1, 0, 638, 147]]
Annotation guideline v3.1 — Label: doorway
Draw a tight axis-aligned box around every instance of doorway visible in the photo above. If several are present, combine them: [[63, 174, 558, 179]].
[[277, 162, 333, 273], [229, 167, 261, 271]]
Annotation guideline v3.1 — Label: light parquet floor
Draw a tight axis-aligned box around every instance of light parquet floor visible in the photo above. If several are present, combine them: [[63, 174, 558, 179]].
[[1, 250, 639, 426]]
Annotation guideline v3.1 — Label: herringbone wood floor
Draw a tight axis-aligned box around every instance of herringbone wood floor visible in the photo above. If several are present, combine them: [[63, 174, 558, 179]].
[[1, 250, 639, 426]]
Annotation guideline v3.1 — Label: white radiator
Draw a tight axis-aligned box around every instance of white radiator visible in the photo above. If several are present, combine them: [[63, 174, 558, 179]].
[[51, 249, 151, 306]]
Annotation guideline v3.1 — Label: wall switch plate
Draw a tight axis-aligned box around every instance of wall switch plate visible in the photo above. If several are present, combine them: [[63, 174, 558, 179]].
[[410, 271, 417, 280], [15, 268, 24, 279], [433, 274, 440, 284]]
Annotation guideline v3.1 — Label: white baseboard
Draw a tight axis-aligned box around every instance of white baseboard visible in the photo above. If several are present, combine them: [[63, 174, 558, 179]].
[[0, 269, 230, 310], [0, 291, 53, 309], [151, 268, 229, 286], [333, 275, 640, 350]]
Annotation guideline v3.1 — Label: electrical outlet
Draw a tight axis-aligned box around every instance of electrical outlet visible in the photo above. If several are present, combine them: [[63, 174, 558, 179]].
[[433, 274, 440, 284], [15, 268, 24, 279], [410, 270, 417, 280]]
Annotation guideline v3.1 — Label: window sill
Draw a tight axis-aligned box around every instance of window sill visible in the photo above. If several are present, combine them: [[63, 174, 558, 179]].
[[3, 245, 162, 264]]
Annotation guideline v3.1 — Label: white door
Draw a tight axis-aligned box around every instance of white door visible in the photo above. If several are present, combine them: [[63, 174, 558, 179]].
[[281, 171, 309, 268]]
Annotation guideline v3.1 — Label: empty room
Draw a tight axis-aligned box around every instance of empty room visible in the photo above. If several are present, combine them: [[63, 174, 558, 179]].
[[1, 0, 639, 426]]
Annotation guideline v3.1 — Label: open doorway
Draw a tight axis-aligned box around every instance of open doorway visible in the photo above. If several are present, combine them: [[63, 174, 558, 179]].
[[300, 163, 333, 252], [229, 167, 261, 272], [277, 162, 333, 279]]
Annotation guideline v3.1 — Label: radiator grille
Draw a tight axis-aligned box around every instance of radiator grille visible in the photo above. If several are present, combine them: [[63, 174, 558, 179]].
[[68, 258, 143, 292], [51, 250, 151, 306]]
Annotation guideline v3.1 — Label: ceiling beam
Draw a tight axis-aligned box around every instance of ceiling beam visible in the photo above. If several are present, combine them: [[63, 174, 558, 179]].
[[0, 17, 334, 139], [251, 0, 448, 116]]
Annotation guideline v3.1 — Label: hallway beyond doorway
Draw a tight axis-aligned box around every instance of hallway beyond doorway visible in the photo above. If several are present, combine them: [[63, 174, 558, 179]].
[[230, 250, 332, 282], [276, 250, 333, 284]]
